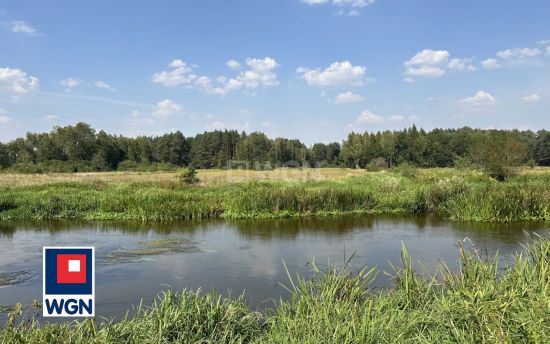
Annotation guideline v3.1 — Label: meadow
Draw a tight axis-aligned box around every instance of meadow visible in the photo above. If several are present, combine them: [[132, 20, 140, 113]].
[[2, 236, 549, 343], [1, 167, 550, 222]]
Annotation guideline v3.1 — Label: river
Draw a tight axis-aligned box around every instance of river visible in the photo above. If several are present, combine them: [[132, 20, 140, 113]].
[[0, 215, 546, 322]]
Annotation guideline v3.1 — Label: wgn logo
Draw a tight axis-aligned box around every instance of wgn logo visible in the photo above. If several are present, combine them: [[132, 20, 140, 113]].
[[43, 247, 95, 317]]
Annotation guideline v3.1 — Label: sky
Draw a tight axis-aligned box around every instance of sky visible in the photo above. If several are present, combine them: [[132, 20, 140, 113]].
[[0, 0, 549, 145]]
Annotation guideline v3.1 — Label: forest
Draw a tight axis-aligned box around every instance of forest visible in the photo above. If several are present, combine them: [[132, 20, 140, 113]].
[[0, 122, 549, 173]]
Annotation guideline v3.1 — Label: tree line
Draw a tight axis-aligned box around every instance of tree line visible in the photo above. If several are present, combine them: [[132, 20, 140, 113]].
[[0, 122, 549, 173]]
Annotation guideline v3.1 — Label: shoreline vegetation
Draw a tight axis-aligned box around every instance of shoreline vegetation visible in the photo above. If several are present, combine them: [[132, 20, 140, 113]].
[[2, 237, 549, 343], [1, 168, 549, 223]]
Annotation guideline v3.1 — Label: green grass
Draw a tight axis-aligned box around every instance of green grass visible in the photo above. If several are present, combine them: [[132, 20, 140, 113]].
[[3, 237, 549, 343], [1, 169, 550, 222]]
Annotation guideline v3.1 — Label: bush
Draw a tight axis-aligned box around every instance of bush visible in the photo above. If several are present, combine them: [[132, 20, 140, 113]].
[[177, 167, 199, 185], [393, 162, 418, 178], [366, 157, 388, 172]]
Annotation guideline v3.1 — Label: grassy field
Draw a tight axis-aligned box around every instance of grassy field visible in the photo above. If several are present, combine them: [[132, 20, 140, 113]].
[[0, 168, 365, 187], [2, 237, 549, 343], [1, 167, 549, 222]]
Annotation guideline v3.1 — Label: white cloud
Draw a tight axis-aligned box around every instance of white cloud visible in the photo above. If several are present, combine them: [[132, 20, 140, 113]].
[[332, 0, 375, 8], [45, 114, 59, 120], [0, 115, 10, 124], [60, 78, 81, 88], [227, 59, 241, 69], [261, 121, 275, 127], [406, 49, 450, 66], [334, 91, 364, 103], [0, 67, 39, 94], [480, 58, 501, 69], [547, 46, 550, 55], [388, 115, 404, 122], [458, 90, 497, 107], [448, 58, 476, 71], [496, 47, 541, 60], [301, 0, 375, 15], [151, 59, 197, 87], [0, 109, 10, 124], [5, 21, 40, 35], [403, 49, 476, 80], [204, 57, 279, 95], [355, 109, 384, 124], [350, 109, 410, 129], [152, 99, 183, 118], [297, 61, 367, 87], [522, 94, 540, 103], [537, 40, 550, 45], [240, 108, 253, 116], [152, 57, 279, 95], [94, 80, 117, 92]]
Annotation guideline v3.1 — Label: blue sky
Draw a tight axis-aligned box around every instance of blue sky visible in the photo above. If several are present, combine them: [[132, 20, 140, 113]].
[[0, 0, 549, 144]]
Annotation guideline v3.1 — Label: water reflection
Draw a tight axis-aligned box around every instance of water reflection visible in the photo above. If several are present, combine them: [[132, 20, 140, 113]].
[[0, 215, 547, 322]]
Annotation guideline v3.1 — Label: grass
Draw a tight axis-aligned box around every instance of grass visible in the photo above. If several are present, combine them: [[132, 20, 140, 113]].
[[1, 168, 550, 222], [2, 236, 549, 343]]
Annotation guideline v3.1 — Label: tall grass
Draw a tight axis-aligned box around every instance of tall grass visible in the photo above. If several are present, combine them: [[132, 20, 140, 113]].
[[1, 169, 550, 222], [3, 237, 549, 343]]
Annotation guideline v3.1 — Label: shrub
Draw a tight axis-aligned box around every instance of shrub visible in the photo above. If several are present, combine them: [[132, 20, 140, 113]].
[[366, 157, 388, 172], [177, 167, 199, 185]]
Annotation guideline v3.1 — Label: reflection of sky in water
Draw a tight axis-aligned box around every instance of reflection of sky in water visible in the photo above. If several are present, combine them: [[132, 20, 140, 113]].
[[0, 215, 546, 322]]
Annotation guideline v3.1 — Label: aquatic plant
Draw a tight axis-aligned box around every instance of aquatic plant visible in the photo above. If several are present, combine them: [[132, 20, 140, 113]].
[[2, 237, 549, 343]]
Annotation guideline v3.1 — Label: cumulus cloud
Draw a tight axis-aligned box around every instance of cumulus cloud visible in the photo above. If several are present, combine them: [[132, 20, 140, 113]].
[[151, 59, 197, 87], [0, 67, 39, 94], [458, 90, 497, 107], [297, 61, 367, 87], [226, 59, 241, 69], [60, 78, 81, 88], [4, 20, 40, 35], [522, 94, 540, 103], [496, 47, 541, 60], [480, 58, 501, 69], [355, 109, 384, 124], [334, 91, 364, 103], [301, 0, 375, 16], [152, 57, 279, 95], [94, 80, 117, 92], [152, 99, 183, 118], [403, 49, 475, 81], [352, 109, 406, 127]]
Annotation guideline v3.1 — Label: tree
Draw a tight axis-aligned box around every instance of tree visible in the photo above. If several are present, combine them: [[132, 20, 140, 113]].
[[472, 131, 527, 181], [176, 167, 199, 185]]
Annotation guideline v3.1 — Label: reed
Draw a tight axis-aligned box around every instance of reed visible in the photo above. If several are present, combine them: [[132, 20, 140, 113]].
[[3, 237, 549, 343], [1, 169, 550, 222]]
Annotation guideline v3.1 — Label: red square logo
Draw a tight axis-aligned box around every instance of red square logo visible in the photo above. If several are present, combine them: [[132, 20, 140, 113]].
[[57, 254, 87, 284]]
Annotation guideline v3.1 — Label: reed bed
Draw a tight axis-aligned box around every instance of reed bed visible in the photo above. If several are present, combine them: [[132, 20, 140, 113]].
[[1, 169, 550, 222], [3, 237, 549, 343]]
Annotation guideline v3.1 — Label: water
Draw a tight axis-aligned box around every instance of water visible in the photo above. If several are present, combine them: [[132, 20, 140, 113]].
[[0, 215, 546, 322]]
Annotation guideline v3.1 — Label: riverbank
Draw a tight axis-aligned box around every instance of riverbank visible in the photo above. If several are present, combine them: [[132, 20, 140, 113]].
[[2, 237, 549, 343], [0, 168, 549, 222]]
